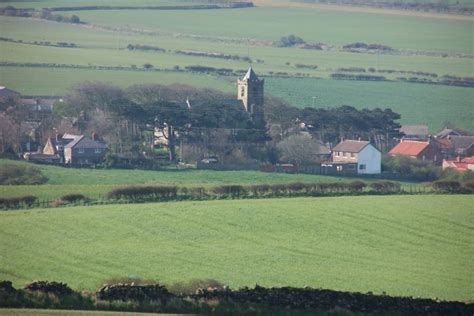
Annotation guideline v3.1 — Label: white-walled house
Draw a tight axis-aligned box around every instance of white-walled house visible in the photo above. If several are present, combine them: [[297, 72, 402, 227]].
[[332, 139, 381, 174]]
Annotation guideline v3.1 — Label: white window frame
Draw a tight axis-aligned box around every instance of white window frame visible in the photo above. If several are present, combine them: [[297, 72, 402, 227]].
[[95, 148, 101, 154]]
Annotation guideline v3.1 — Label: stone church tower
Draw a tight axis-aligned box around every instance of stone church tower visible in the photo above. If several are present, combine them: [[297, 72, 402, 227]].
[[238, 67, 265, 126]]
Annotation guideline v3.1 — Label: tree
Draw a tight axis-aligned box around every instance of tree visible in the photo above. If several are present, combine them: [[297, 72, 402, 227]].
[[277, 134, 326, 165]]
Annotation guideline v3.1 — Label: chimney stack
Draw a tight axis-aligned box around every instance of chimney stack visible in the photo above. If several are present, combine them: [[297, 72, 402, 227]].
[[92, 132, 97, 141], [55, 133, 60, 142]]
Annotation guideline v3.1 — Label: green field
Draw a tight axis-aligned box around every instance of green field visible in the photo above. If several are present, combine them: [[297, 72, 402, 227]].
[[0, 195, 472, 301], [0, 159, 426, 201], [1, 1, 473, 131]]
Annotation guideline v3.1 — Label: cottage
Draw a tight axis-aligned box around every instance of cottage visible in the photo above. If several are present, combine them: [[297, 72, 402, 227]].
[[63, 134, 107, 165], [435, 127, 474, 139], [331, 139, 381, 174], [43, 134, 81, 162], [388, 139, 442, 164], [442, 156, 474, 172]]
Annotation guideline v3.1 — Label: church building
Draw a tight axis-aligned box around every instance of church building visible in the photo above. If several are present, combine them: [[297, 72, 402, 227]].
[[237, 67, 265, 127]]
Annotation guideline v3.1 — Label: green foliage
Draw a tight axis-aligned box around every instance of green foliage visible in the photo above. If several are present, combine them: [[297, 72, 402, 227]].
[[369, 181, 401, 194], [382, 155, 440, 181], [0, 195, 37, 209], [0, 195, 472, 300], [432, 180, 462, 193], [276, 34, 306, 47], [0, 163, 48, 185]]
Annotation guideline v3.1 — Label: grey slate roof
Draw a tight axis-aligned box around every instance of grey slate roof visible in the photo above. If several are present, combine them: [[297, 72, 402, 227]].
[[64, 136, 107, 149], [400, 125, 429, 136], [242, 67, 259, 81], [435, 128, 474, 139], [449, 136, 474, 150], [332, 140, 372, 153]]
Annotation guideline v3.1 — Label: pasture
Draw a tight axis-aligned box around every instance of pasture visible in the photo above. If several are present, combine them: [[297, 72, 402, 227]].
[[1, 0, 473, 131], [0, 159, 424, 201], [0, 195, 472, 301], [0, 309, 178, 316]]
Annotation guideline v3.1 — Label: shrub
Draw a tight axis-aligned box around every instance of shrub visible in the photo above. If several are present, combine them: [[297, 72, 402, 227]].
[[461, 180, 474, 193], [0, 196, 38, 208], [60, 194, 88, 203], [432, 180, 462, 193], [24, 281, 74, 296], [369, 181, 401, 194], [382, 155, 440, 181], [106, 186, 178, 201], [347, 181, 366, 193], [0, 163, 48, 185], [276, 35, 305, 47], [212, 185, 245, 197]]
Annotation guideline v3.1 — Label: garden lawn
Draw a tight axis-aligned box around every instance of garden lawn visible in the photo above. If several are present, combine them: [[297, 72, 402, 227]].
[[0, 195, 472, 301]]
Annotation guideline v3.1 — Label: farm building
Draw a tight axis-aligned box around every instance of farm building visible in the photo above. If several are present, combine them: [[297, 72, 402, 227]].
[[331, 139, 381, 174], [442, 156, 474, 172], [388, 139, 442, 164]]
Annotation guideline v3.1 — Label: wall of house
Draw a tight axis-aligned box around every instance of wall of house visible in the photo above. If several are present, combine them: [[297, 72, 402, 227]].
[[42, 140, 56, 155], [357, 145, 381, 174], [418, 145, 442, 165], [332, 151, 358, 163]]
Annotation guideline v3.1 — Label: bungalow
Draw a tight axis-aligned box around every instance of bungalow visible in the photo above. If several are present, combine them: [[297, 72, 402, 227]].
[[388, 139, 442, 164], [442, 156, 474, 172], [331, 139, 381, 174], [64, 133, 107, 165]]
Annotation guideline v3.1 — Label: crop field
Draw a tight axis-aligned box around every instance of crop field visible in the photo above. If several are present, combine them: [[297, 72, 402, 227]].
[[1, 0, 473, 131], [0, 195, 472, 301]]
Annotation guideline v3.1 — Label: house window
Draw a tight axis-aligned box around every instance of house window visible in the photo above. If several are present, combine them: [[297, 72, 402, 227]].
[[348, 164, 355, 170], [359, 164, 366, 170], [95, 148, 101, 154], [78, 148, 84, 154], [57, 145, 63, 151], [240, 87, 245, 97], [336, 165, 343, 171]]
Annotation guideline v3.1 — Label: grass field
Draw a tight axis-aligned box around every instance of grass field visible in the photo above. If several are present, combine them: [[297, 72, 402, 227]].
[[0, 159, 399, 200], [0, 195, 472, 301], [2, 66, 472, 131], [1, 1, 473, 131]]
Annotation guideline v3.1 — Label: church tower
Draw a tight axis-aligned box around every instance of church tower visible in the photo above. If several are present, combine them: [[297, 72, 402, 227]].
[[238, 67, 265, 126]]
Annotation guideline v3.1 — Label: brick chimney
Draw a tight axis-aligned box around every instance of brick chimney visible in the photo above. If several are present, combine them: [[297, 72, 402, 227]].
[[92, 132, 97, 141]]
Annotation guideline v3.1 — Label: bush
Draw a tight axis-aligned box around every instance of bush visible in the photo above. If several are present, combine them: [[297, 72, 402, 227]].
[[24, 281, 74, 296], [0, 163, 48, 185], [462, 180, 474, 193], [60, 194, 88, 203], [106, 186, 178, 201], [212, 185, 245, 197], [369, 181, 401, 194], [0, 196, 37, 208], [276, 34, 305, 47], [432, 180, 462, 193], [382, 155, 440, 181], [347, 181, 366, 193]]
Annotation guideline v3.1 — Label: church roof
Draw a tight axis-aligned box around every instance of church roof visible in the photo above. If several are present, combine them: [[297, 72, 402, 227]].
[[242, 67, 259, 81]]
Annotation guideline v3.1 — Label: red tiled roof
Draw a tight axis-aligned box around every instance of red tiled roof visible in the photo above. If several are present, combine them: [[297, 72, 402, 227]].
[[389, 141, 429, 156], [463, 157, 474, 164]]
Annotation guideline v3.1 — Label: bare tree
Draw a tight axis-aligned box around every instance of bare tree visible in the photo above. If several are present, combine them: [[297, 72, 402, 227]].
[[277, 134, 329, 165]]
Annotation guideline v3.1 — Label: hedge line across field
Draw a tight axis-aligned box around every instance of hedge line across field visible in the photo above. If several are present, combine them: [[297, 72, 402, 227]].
[[105, 181, 402, 202], [1, 280, 472, 315]]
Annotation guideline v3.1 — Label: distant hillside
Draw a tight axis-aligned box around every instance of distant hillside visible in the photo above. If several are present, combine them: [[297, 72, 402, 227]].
[[292, 0, 474, 15]]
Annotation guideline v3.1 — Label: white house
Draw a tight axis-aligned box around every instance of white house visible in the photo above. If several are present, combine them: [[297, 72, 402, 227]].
[[332, 139, 381, 174]]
